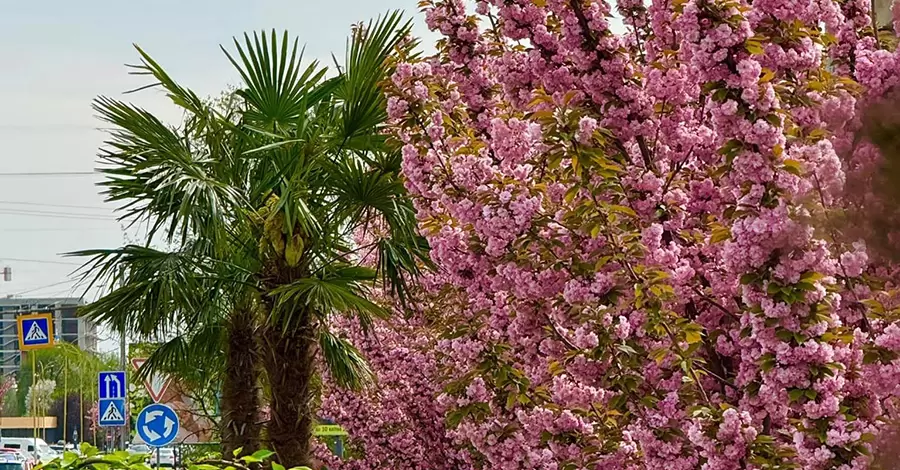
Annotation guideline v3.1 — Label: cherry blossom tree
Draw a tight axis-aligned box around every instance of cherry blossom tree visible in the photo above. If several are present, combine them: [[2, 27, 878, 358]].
[[315, 316, 465, 470], [383, 0, 900, 468]]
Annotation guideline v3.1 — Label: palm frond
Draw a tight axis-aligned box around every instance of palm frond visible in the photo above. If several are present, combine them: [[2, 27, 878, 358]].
[[71, 245, 228, 336], [377, 234, 432, 309], [336, 11, 412, 142], [325, 157, 405, 224], [94, 97, 241, 243], [268, 265, 386, 331], [319, 328, 374, 390], [222, 30, 329, 128], [137, 323, 225, 382], [275, 182, 323, 239], [125, 45, 208, 121]]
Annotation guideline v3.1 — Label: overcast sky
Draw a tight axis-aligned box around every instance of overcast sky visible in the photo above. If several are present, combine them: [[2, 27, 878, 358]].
[[0, 0, 436, 349]]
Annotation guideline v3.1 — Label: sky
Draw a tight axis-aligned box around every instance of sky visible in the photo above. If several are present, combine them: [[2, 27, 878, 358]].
[[0, 0, 436, 350]]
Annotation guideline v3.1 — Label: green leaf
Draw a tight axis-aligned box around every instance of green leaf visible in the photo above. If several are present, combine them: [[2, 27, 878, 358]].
[[250, 450, 275, 462], [745, 39, 765, 55], [800, 272, 824, 284], [650, 348, 668, 364], [61, 452, 78, 468], [782, 159, 803, 176], [775, 329, 794, 342], [318, 329, 374, 390], [863, 350, 881, 364], [759, 354, 776, 372], [788, 388, 805, 402], [506, 392, 518, 410], [796, 282, 816, 291], [710, 224, 731, 243], [608, 204, 637, 217], [685, 330, 702, 345]]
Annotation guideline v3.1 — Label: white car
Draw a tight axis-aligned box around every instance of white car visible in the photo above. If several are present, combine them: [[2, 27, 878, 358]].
[[0, 453, 27, 470], [127, 445, 150, 463], [0, 438, 54, 463], [0, 449, 33, 470], [150, 447, 175, 468], [127, 444, 150, 455]]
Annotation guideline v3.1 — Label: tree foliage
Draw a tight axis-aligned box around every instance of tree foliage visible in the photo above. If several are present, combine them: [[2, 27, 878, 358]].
[[74, 10, 425, 467], [382, 0, 900, 468]]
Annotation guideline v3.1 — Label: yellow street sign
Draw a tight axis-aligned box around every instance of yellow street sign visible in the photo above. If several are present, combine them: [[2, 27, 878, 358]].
[[17, 312, 54, 351], [313, 425, 348, 437]]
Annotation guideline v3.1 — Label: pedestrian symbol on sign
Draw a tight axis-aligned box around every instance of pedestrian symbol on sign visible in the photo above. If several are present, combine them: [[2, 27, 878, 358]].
[[24, 322, 47, 342], [101, 402, 124, 422], [98, 398, 127, 427]]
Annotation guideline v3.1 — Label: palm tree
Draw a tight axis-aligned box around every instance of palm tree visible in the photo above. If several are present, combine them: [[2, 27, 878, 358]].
[[74, 12, 427, 467], [75, 242, 263, 455]]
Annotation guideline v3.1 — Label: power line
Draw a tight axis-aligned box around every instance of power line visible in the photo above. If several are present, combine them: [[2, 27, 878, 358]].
[[0, 257, 83, 266], [0, 200, 111, 212], [8, 279, 79, 296], [0, 209, 117, 221], [0, 172, 94, 177], [0, 228, 116, 233], [0, 207, 116, 218], [0, 124, 97, 130]]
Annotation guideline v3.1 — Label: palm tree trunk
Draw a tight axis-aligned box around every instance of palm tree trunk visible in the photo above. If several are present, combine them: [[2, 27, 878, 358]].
[[262, 315, 317, 468], [221, 304, 262, 456]]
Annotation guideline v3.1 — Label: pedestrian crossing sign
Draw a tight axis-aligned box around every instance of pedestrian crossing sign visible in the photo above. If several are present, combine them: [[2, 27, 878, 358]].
[[98, 398, 127, 427], [17, 313, 54, 351]]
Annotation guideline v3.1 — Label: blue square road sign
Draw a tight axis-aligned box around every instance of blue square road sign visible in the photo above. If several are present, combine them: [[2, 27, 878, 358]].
[[98, 399, 127, 427], [99, 371, 127, 400], [17, 313, 53, 351]]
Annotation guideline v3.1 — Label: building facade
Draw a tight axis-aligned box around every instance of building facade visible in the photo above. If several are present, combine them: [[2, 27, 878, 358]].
[[0, 297, 98, 375]]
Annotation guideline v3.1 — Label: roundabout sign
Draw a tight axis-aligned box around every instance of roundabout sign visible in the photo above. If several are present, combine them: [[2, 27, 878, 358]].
[[136, 403, 180, 447]]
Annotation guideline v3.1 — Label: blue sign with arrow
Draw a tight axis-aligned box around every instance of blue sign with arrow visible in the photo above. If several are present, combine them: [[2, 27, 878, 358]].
[[98, 398, 127, 427], [136, 404, 179, 447], [99, 371, 126, 400]]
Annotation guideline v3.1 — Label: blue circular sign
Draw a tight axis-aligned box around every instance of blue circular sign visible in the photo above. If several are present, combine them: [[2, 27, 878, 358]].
[[136, 404, 179, 447]]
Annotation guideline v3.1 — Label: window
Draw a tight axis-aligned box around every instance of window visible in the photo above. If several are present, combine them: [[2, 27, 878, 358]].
[[62, 320, 78, 335]]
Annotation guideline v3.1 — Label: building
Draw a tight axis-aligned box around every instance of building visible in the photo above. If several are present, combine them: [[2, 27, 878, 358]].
[[0, 297, 99, 375]]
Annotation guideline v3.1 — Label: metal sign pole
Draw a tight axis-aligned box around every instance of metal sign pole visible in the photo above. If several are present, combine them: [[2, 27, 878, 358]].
[[63, 358, 67, 447], [31, 352, 36, 460], [119, 267, 127, 451], [156, 447, 160, 470]]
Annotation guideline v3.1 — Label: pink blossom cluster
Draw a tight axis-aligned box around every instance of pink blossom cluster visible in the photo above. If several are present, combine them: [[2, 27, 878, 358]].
[[315, 315, 467, 469], [377, 0, 900, 468]]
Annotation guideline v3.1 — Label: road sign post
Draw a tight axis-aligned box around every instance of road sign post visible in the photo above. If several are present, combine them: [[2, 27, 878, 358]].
[[18, 312, 54, 455], [98, 371, 128, 428], [136, 404, 179, 448]]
